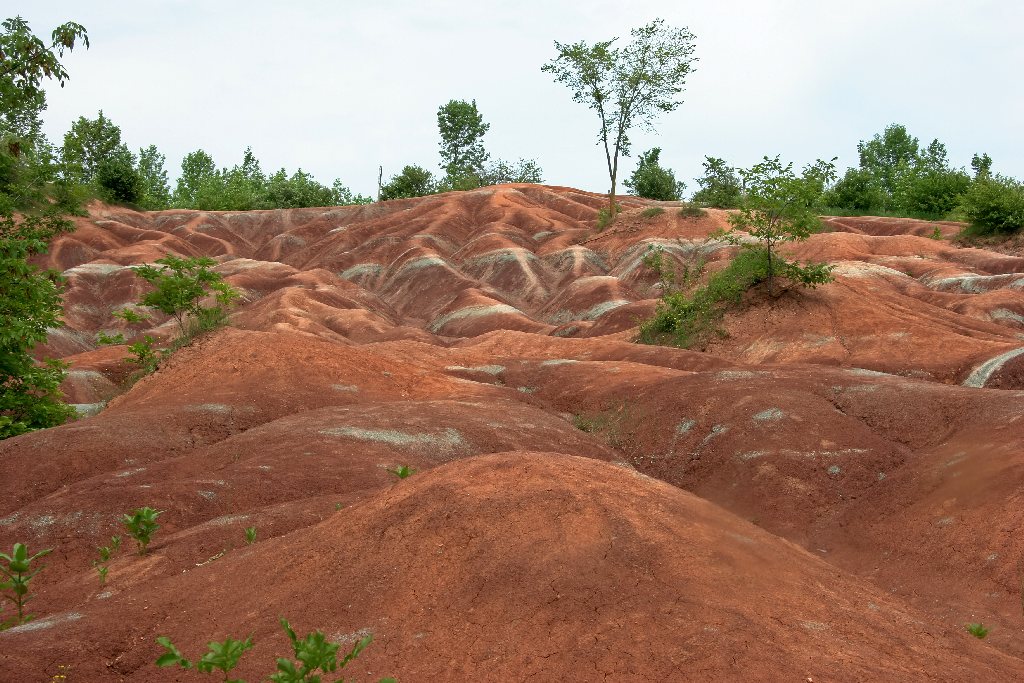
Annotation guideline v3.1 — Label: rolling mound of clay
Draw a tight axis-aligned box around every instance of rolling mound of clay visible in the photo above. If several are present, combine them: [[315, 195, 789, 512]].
[[4, 185, 1024, 679], [3, 453, 1019, 682]]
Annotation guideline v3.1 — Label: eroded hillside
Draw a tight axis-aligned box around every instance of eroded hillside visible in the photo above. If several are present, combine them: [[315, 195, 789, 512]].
[[2, 185, 1023, 681]]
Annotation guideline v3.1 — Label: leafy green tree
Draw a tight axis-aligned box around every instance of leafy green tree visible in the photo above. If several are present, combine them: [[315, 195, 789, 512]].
[[133, 255, 238, 335], [136, 145, 171, 210], [95, 146, 143, 204], [0, 16, 88, 144], [173, 149, 218, 208], [477, 158, 544, 186], [437, 99, 490, 186], [970, 153, 993, 180], [960, 174, 1024, 234], [623, 147, 684, 200], [0, 15, 87, 440], [719, 156, 836, 296], [691, 156, 742, 208], [543, 19, 697, 218], [821, 167, 884, 211], [263, 168, 336, 209], [855, 123, 919, 207], [60, 110, 125, 183], [895, 140, 970, 215], [380, 165, 436, 200]]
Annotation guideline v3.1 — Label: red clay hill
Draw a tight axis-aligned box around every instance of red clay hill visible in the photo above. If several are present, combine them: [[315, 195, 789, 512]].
[[3, 185, 1024, 680]]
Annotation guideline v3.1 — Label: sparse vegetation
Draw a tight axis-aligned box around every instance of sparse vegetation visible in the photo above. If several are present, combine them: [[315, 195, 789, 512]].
[[596, 207, 614, 230], [122, 506, 162, 555], [93, 535, 121, 587], [387, 465, 415, 479], [0, 542, 52, 628], [678, 204, 706, 218], [157, 618, 395, 683], [244, 527, 256, 545], [640, 206, 665, 219], [133, 255, 239, 336], [965, 623, 990, 639]]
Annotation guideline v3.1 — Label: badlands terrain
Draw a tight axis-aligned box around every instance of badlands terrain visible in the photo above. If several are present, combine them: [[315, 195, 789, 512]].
[[2, 184, 1024, 680]]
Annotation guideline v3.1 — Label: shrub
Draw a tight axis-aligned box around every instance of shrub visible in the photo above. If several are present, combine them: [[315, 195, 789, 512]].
[[133, 255, 239, 336], [0, 542, 52, 628], [959, 175, 1024, 235], [379, 165, 436, 201], [387, 465, 415, 479], [638, 248, 771, 348], [692, 156, 742, 208], [624, 148, 685, 201], [965, 623, 990, 639], [678, 204, 706, 218], [122, 507, 161, 555], [640, 206, 665, 219], [244, 527, 256, 545], [95, 150, 144, 204]]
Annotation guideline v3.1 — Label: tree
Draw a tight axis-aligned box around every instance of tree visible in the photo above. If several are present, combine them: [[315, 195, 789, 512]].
[[437, 99, 490, 186], [894, 141, 970, 216], [133, 255, 239, 335], [60, 110, 125, 183], [719, 156, 836, 296], [379, 165, 436, 201], [173, 149, 218, 208], [136, 145, 171, 210], [95, 146, 143, 204], [542, 19, 697, 218], [971, 153, 992, 180], [0, 16, 89, 143], [691, 156, 742, 208], [960, 174, 1024, 235], [477, 158, 544, 186], [822, 167, 884, 211], [0, 15, 87, 440], [623, 147, 684, 200], [856, 123, 919, 205]]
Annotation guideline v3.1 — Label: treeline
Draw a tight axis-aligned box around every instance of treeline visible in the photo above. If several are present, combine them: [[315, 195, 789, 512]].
[[378, 98, 543, 201], [626, 123, 1024, 235]]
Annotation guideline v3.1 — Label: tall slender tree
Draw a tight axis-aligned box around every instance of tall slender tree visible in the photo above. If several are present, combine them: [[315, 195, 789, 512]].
[[542, 19, 697, 218], [437, 99, 490, 186]]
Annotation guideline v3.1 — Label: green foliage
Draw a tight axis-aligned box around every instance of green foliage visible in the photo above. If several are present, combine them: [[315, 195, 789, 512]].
[[596, 207, 614, 230], [387, 465, 415, 479], [171, 148, 369, 210], [821, 167, 885, 212], [0, 206, 76, 439], [379, 164, 436, 201], [244, 527, 256, 545], [678, 204, 706, 218], [641, 242, 708, 294], [121, 506, 161, 555], [157, 634, 254, 681], [96, 330, 125, 345], [437, 99, 490, 185], [959, 174, 1024, 235], [965, 623, 989, 639], [970, 153, 992, 180], [126, 335, 158, 372], [133, 255, 239, 335], [0, 542, 52, 628], [543, 19, 697, 216], [856, 123, 919, 200], [0, 16, 86, 441], [640, 206, 665, 219], [691, 156, 742, 208], [136, 145, 171, 210], [720, 156, 836, 295], [638, 248, 770, 348], [0, 16, 89, 143], [95, 147, 144, 204], [93, 535, 120, 587], [476, 158, 544, 186], [60, 110, 125, 184], [624, 148, 685, 201]]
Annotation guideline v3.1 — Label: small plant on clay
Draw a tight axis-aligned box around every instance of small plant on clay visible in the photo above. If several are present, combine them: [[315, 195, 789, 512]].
[[244, 527, 257, 545], [157, 634, 254, 681], [122, 507, 162, 555], [0, 542, 52, 629], [965, 622, 990, 639], [387, 465, 415, 479], [640, 206, 665, 219], [93, 535, 122, 587], [271, 617, 394, 683], [929, 226, 943, 240]]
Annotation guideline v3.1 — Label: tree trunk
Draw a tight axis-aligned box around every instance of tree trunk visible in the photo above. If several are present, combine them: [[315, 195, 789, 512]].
[[766, 243, 774, 297]]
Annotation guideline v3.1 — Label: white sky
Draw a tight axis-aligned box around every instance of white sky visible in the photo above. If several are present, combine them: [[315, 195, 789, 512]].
[[22, 0, 1024, 197]]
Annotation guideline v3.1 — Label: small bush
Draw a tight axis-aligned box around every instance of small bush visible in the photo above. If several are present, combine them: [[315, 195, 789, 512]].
[[122, 507, 161, 555], [960, 175, 1024, 235], [965, 623, 990, 639], [96, 153, 144, 205], [244, 527, 256, 545], [387, 465, 415, 479], [678, 205, 706, 219], [596, 207, 614, 230], [640, 206, 665, 219]]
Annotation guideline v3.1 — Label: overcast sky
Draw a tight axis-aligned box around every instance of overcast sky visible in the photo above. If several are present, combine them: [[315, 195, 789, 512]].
[[23, 0, 1024, 197]]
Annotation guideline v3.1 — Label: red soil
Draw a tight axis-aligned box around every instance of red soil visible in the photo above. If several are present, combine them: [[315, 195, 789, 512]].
[[3, 185, 1024, 680]]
